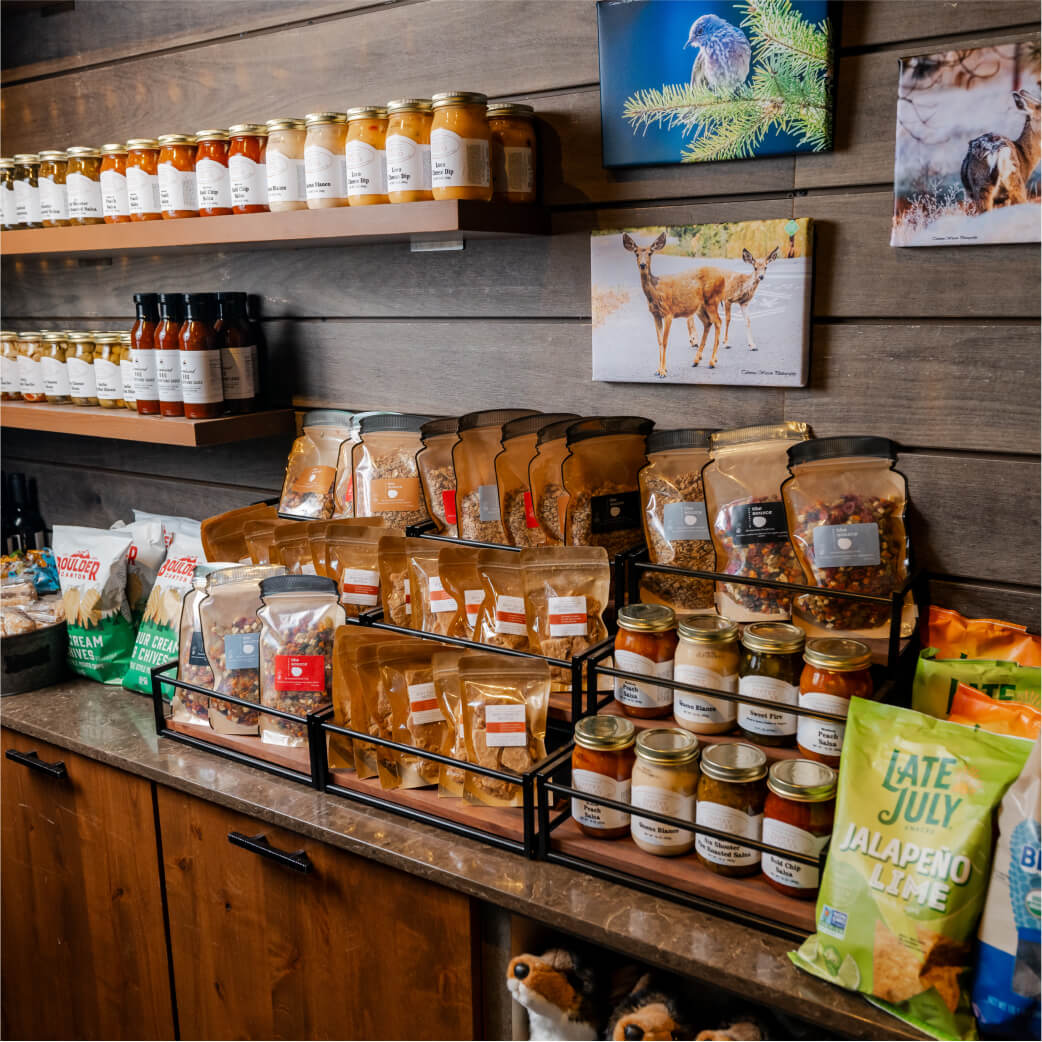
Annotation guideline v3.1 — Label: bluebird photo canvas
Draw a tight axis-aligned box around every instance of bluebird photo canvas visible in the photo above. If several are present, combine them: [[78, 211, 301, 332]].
[[592, 218, 812, 386], [891, 40, 1041, 246], [596, 0, 834, 167]]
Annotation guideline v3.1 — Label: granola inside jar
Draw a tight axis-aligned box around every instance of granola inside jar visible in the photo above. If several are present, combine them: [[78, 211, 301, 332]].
[[529, 416, 583, 546], [416, 416, 460, 537], [279, 410, 354, 520], [352, 413, 433, 530]]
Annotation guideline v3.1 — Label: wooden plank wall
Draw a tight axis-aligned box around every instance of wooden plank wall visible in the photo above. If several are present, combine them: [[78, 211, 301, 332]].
[[2, 0, 1039, 627]]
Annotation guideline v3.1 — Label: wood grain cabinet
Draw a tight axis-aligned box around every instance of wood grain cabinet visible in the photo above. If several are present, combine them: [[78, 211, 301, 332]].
[[0, 728, 175, 1040], [156, 787, 480, 1041]]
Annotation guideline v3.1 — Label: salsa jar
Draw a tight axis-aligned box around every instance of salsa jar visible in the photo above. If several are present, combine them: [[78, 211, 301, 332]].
[[798, 637, 872, 767], [228, 123, 268, 213], [487, 102, 537, 203], [1, 332, 20, 399], [41, 332, 71, 403], [179, 293, 223, 419], [16, 333, 46, 402], [38, 150, 69, 226], [195, 130, 233, 216], [99, 144, 130, 222], [630, 728, 700, 856], [613, 602, 678, 719], [155, 293, 185, 416], [737, 621, 805, 747], [65, 147, 104, 224], [215, 290, 258, 413], [265, 118, 307, 212], [695, 742, 767, 877], [157, 134, 199, 218], [126, 139, 162, 221], [65, 332, 98, 405], [763, 758, 836, 899], [13, 154, 42, 228], [93, 334, 124, 408], [119, 332, 136, 409], [304, 112, 349, 208], [386, 98, 433, 203], [131, 292, 160, 414], [430, 91, 491, 201], [345, 107, 389, 206], [674, 614, 740, 735], [0, 159, 17, 229], [571, 714, 636, 839]]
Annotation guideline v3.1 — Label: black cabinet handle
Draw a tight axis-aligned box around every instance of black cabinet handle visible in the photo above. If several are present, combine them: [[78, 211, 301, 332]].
[[227, 831, 312, 873], [5, 749, 67, 778]]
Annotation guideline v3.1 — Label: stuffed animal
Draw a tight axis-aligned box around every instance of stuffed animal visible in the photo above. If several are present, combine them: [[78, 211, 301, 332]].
[[506, 948, 599, 1041], [605, 974, 692, 1041], [695, 1018, 765, 1041]]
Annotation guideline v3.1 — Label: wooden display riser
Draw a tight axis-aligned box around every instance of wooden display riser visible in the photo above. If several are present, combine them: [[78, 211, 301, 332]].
[[167, 718, 312, 775]]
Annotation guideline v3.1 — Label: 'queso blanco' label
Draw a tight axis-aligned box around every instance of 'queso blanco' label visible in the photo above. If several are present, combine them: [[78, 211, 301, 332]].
[[430, 128, 489, 189], [674, 662, 737, 725], [305, 145, 348, 200], [631, 785, 694, 849], [345, 140, 387, 197], [266, 149, 306, 203], [386, 135, 431, 193]]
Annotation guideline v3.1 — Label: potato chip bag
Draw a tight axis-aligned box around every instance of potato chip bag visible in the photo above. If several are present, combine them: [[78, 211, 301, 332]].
[[923, 606, 1040, 667], [948, 683, 1042, 741], [791, 697, 1031, 1041], [111, 517, 166, 624], [913, 649, 1041, 718]]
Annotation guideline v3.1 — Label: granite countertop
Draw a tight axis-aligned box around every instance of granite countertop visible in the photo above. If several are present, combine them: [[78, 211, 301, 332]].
[[1, 680, 923, 1040]]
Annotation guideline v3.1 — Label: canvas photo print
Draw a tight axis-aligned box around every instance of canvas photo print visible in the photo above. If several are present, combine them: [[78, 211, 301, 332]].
[[592, 218, 812, 387], [596, 0, 834, 167], [892, 40, 1041, 247]]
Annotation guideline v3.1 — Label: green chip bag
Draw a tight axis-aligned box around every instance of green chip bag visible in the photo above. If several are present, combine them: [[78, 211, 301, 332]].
[[790, 697, 1031, 1041], [913, 649, 1041, 718]]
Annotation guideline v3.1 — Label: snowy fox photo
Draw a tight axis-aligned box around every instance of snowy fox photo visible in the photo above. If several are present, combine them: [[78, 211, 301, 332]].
[[591, 219, 812, 386], [891, 40, 1041, 246]]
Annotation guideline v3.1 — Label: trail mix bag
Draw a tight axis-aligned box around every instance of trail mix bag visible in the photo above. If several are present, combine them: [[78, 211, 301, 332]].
[[474, 548, 529, 651], [201, 502, 276, 563], [529, 415, 583, 546], [257, 574, 343, 746], [913, 649, 1041, 718], [432, 649, 467, 797], [791, 698, 1032, 1041], [438, 546, 484, 639], [923, 606, 1041, 668], [703, 422, 810, 623], [416, 416, 460, 537], [112, 517, 166, 624], [327, 524, 386, 618], [53, 525, 135, 684], [279, 410, 354, 520], [331, 410, 398, 519], [352, 413, 433, 530], [407, 541, 459, 636], [638, 428, 717, 613]]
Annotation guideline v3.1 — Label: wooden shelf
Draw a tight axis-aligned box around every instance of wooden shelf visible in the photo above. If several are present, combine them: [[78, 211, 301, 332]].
[[0, 401, 296, 446], [0, 201, 549, 258]]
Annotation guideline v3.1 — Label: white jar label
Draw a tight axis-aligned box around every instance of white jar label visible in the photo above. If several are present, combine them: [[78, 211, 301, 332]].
[[738, 674, 798, 736], [494, 594, 527, 636], [100, 169, 129, 218], [41, 356, 70, 397], [674, 663, 737, 725], [485, 703, 526, 747], [27, 183, 41, 223], [155, 348, 182, 402], [94, 357, 122, 401], [631, 785, 694, 849], [127, 167, 161, 215], [345, 140, 387, 197], [2, 186, 17, 227], [66, 356, 96, 397], [797, 690, 849, 757], [464, 588, 484, 628], [762, 818, 828, 891], [120, 357, 135, 402], [39, 175, 68, 222], [266, 150, 306, 203], [220, 345, 257, 400], [428, 575, 458, 614], [196, 158, 232, 210], [493, 145, 534, 195], [1, 356, 17, 394], [306, 145, 348, 200], [229, 155, 266, 207], [430, 129, 490, 189], [180, 350, 223, 404], [407, 681, 445, 727], [13, 179, 30, 224], [614, 648, 674, 708], [158, 163, 197, 212], [548, 595, 587, 637], [695, 801, 762, 867], [386, 135, 431, 193], [572, 770, 630, 831], [132, 348, 159, 400], [66, 172, 103, 219], [340, 566, 380, 607], [18, 356, 43, 395]]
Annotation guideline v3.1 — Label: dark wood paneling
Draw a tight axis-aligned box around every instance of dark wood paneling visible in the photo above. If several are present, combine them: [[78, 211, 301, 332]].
[[838, 1, 1040, 48], [929, 578, 1040, 631]]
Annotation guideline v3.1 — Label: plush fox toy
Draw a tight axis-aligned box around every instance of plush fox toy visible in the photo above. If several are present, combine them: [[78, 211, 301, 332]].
[[506, 948, 599, 1041], [606, 975, 692, 1041]]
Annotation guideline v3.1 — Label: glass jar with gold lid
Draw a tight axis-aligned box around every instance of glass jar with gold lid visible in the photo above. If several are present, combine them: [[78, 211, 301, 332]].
[[630, 727, 700, 856], [195, 130, 233, 216], [1, 332, 20, 400], [737, 621, 805, 747], [93, 334, 124, 408], [430, 91, 491, 201], [613, 602, 678, 719], [66, 332, 99, 405], [13, 154, 42, 228], [386, 98, 433, 203], [571, 714, 636, 839], [303, 113, 349, 208], [100, 143, 130, 223], [487, 102, 537, 203], [126, 139, 162, 221], [695, 741, 768, 877], [797, 637, 872, 767], [265, 118, 307, 212], [0, 159, 17, 230], [119, 332, 136, 409], [229, 124, 268, 213], [38, 150, 69, 226], [674, 614, 740, 735], [66, 147, 104, 224], [16, 333, 46, 402], [157, 134, 199, 219], [40, 332, 71, 403], [345, 107, 389, 206]]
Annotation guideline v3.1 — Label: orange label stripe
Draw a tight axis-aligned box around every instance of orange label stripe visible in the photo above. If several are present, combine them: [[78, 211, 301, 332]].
[[487, 721, 526, 734]]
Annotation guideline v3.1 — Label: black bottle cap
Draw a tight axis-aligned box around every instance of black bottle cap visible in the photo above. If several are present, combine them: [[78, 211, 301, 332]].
[[133, 292, 159, 319], [184, 293, 217, 321], [157, 293, 185, 321]]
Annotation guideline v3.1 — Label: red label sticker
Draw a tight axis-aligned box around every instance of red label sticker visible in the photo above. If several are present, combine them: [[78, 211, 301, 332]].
[[487, 720, 526, 734], [496, 609, 526, 625], [522, 490, 540, 529], [441, 489, 458, 525], [274, 654, 325, 691]]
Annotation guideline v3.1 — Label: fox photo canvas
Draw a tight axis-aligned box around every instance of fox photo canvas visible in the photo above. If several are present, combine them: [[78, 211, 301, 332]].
[[591, 218, 812, 387], [892, 40, 1041, 247], [596, 0, 834, 167]]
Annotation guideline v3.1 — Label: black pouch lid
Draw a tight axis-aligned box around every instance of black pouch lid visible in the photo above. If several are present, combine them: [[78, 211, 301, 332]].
[[566, 416, 654, 445], [647, 428, 717, 454], [788, 436, 899, 466], [457, 408, 539, 432], [360, 413, 437, 435], [260, 574, 338, 597], [502, 412, 580, 442], [537, 415, 586, 445], [420, 416, 459, 440]]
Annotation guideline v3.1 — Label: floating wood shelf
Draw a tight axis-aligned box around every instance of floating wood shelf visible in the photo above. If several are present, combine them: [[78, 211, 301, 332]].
[[0, 201, 549, 258], [0, 401, 296, 446]]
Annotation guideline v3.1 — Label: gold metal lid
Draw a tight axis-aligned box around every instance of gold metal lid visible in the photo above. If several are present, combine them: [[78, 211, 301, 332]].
[[678, 614, 739, 645], [126, 138, 160, 149], [40, 332, 68, 342], [65, 332, 95, 342], [432, 91, 488, 108], [487, 102, 535, 118], [100, 143, 128, 154], [228, 123, 268, 137], [13, 153, 40, 163], [38, 149, 68, 161], [767, 758, 836, 802], [195, 129, 229, 141], [0, 331, 17, 340], [16, 332, 42, 341], [119, 332, 132, 344], [617, 602, 676, 633], [65, 146, 101, 157], [304, 111, 347, 126], [635, 727, 700, 766], [741, 621, 806, 655], [700, 742, 767, 783], [92, 334, 121, 345], [265, 118, 307, 132], [157, 134, 197, 146], [804, 637, 872, 672], [575, 713, 636, 752], [711, 422, 810, 450], [386, 98, 433, 113], [346, 106, 388, 120], [0, 158, 13, 168]]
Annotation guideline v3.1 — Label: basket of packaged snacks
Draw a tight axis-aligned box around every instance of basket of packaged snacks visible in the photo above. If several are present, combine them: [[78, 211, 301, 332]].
[[1, 549, 67, 695]]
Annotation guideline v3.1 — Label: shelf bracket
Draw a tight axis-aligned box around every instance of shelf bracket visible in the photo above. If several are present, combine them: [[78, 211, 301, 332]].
[[409, 236, 465, 253]]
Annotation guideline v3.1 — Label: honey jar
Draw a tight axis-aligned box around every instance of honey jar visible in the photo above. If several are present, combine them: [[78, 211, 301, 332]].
[[99, 143, 130, 223], [487, 102, 537, 203], [38, 150, 69, 226]]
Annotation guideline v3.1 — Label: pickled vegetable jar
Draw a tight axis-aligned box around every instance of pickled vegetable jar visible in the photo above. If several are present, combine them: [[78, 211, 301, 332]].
[[100, 143, 130, 223], [67, 333, 99, 405], [13, 154, 41, 228], [0, 159, 17, 230], [265, 118, 307, 212], [1, 331, 20, 399], [195, 130, 232, 216], [92, 334, 124, 408], [797, 637, 872, 767], [613, 602, 677, 719], [65, 147, 104, 224], [695, 742, 767, 877], [487, 102, 536, 203], [630, 728, 700, 856], [229, 124, 268, 213], [345, 107, 388, 205], [157, 134, 198, 219], [119, 332, 136, 410], [430, 91, 491, 201], [386, 98, 433, 203], [41, 332, 71, 403], [674, 614, 740, 735], [737, 621, 805, 747], [126, 139, 162, 221], [16, 333, 46, 402], [571, 714, 636, 839], [38, 150, 69, 226]]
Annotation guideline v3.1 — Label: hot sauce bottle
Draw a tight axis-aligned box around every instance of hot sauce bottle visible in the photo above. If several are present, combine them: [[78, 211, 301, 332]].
[[131, 292, 160, 414], [155, 293, 186, 417], [179, 293, 223, 419], [214, 291, 258, 414]]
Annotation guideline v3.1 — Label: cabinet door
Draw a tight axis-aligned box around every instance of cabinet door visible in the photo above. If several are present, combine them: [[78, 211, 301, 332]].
[[157, 786, 478, 1041], [1, 728, 175, 1040]]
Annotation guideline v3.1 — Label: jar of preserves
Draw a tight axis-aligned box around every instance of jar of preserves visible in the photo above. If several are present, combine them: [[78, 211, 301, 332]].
[[65, 147, 104, 224], [630, 728, 700, 856], [345, 107, 388, 206], [13, 154, 41, 228], [99, 144, 130, 223], [66, 332, 98, 405], [40, 332, 71, 403], [762, 758, 836, 899], [119, 332, 136, 410], [737, 622, 805, 747], [38, 150, 69, 226], [229, 124, 268, 213], [126, 139, 162, 221], [386, 98, 433, 203], [0, 159, 17, 230], [613, 603, 678, 719], [131, 292, 160, 414], [16, 333, 46, 402], [180, 293, 223, 419], [487, 102, 537, 204], [155, 293, 185, 416], [193, 130, 232, 216], [302, 112, 349, 209], [674, 614, 740, 735], [571, 714, 636, 839], [797, 637, 872, 767], [430, 92, 491, 201], [265, 118, 307, 212], [157, 134, 198, 219], [695, 742, 767, 877], [1, 332, 20, 399], [215, 291, 258, 413], [93, 334, 124, 408]]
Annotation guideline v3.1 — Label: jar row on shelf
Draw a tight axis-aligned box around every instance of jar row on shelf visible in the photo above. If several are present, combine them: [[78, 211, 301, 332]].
[[0, 93, 536, 228]]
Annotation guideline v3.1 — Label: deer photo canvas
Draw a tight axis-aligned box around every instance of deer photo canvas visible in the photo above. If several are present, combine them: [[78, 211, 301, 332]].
[[891, 40, 1041, 247], [592, 218, 812, 386]]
